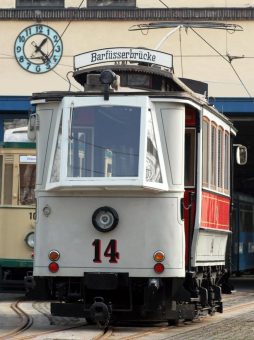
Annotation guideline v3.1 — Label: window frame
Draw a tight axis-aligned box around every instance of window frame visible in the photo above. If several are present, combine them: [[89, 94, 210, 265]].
[[185, 127, 196, 188], [202, 114, 231, 195], [19, 162, 36, 205], [210, 121, 217, 190], [224, 131, 230, 194], [202, 118, 209, 188], [46, 96, 168, 191], [217, 126, 224, 191]]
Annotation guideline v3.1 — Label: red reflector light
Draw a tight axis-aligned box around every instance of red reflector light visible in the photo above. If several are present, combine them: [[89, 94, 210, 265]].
[[48, 262, 59, 273], [154, 263, 164, 274]]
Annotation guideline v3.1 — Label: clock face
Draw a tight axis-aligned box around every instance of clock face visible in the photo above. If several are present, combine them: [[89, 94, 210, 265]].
[[14, 24, 63, 74]]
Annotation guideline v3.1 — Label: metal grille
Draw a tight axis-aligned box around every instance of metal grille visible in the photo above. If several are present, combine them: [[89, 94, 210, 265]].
[[4, 154, 14, 164]]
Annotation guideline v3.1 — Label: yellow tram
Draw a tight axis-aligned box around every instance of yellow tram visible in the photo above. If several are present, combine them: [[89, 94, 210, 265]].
[[0, 127, 36, 289]]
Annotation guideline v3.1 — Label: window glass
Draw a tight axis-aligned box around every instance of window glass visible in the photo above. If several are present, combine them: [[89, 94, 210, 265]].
[[202, 119, 209, 187], [240, 203, 254, 232], [16, 0, 64, 8], [19, 164, 36, 205], [4, 164, 13, 205], [211, 123, 217, 188], [4, 119, 29, 142], [0, 156, 2, 204], [224, 132, 230, 192], [218, 127, 223, 189], [67, 105, 140, 178], [50, 117, 62, 182], [146, 110, 162, 183], [185, 128, 195, 187], [87, 0, 136, 8]]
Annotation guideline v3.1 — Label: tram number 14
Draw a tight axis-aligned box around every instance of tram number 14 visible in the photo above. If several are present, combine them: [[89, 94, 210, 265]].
[[92, 239, 120, 263]]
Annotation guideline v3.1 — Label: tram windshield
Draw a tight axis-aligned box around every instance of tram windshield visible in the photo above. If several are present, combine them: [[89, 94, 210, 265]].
[[48, 97, 167, 191], [68, 105, 140, 178]]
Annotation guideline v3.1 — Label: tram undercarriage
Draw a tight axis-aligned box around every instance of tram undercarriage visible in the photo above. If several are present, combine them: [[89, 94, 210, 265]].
[[43, 267, 225, 325]]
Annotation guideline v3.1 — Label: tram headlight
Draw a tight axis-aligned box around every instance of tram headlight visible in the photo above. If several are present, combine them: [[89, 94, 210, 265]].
[[92, 206, 119, 232], [99, 70, 117, 85], [24, 232, 35, 249]]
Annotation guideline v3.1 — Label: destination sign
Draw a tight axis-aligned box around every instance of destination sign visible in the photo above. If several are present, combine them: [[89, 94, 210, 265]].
[[74, 47, 173, 70], [20, 155, 36, 163]]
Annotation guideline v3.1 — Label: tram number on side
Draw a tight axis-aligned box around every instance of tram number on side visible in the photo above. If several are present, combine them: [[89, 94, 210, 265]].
[[29, 212, 36, 220], [92, 239, 120, 263]]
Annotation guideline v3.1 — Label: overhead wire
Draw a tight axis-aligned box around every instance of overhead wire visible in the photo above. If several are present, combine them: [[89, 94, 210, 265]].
[[158, 0, 169, 8], [154, 0, 251, 97], [51, 69, 81, 91], [48, 0, 85, 90], [190, 27, 252, 97]]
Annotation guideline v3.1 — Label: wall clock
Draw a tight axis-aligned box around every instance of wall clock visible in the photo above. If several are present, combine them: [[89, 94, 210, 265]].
[[14, 24, 63, 74]]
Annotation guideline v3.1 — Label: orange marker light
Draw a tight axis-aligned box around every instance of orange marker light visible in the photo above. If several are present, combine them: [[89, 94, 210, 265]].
[[154, 263, 165, 274], [48, 250, 60, 261], [153, 251, 165, 262], [48, 262, 59, 273]]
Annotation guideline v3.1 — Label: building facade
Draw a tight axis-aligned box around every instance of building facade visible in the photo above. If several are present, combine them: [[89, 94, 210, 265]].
[[0, 0, 254, 194], [0, 0, 253, 97]]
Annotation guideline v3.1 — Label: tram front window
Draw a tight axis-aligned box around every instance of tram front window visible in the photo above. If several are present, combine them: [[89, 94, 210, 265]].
[[67, 105, 140, 178], [19, 163, 36, 205]]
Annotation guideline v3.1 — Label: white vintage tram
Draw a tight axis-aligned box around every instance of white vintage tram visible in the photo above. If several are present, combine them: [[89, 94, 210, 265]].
[[28, 47, 246, 325]]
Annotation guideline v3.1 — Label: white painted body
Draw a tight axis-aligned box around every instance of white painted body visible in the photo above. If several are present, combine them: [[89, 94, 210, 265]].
[[33, 95, 187, 278]]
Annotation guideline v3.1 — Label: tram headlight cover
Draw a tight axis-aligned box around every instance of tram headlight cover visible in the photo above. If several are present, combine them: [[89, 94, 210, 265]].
[[92, 206, 119, 232], [25, 232, 35, 249]]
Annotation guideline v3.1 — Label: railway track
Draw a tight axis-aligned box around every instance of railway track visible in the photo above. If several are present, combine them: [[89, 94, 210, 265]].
[[0, 299, 33, 340], [1, 292, 254, 339]]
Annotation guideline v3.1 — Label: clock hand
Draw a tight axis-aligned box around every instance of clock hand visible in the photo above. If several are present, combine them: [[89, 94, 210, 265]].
[[31, 38, 47, 53], [30, 41, 50, 62], [37, 37, 48, 50]]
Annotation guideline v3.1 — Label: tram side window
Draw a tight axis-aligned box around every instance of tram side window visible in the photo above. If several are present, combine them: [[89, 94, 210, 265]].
[[202, 117, 230, 194], [146, 110, 162, 183], [217, 127, 223, 190], [51, 117, 62, 182], [224, 132, 230, 193], [202, 119, 209, 187], [0, 156, 2, 204], [3, 164, 13, 205], [210, 123, 217, 189], [19, 164, 36, 205], [185, 128, 196, 187]]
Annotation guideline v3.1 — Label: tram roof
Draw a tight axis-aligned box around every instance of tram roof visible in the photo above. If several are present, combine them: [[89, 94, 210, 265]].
[[32, 47, 235, 130]]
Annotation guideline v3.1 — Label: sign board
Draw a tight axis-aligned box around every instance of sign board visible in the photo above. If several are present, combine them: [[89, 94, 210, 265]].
[[74, 47, 173, 70], [20, 155, 36, 163]]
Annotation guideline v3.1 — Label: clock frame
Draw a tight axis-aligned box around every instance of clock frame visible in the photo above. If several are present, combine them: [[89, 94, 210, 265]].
[[14, 24, 63, 74]]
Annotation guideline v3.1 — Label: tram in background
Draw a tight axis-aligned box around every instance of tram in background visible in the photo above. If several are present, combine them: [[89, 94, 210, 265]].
[[231, 192, 254, 275], [28, 47, 246, 326], [0, 125, 36, 289]]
